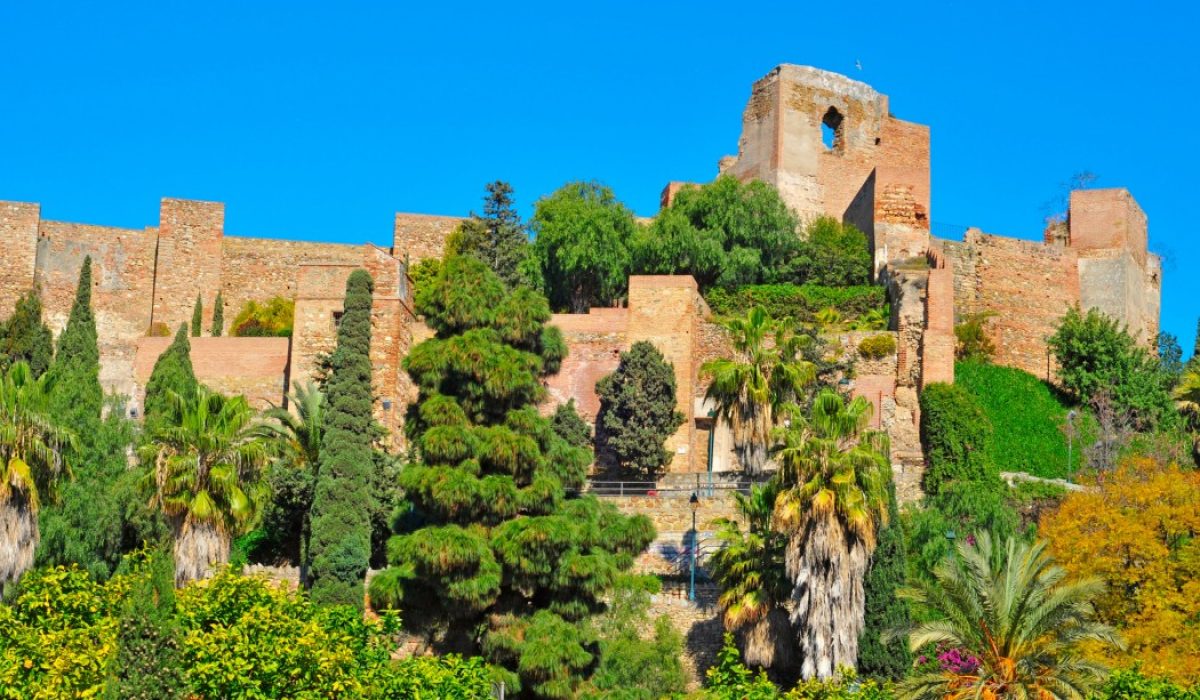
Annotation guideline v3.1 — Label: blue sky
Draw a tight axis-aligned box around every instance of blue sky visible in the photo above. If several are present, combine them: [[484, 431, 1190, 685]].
[[2, 1, 1197, 351]]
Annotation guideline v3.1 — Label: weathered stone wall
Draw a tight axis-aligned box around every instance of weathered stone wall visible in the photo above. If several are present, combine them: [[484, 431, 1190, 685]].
[[942, 230, 1080, 381], [923, 247, 956, 387], [133, 337, 290, 409], [35, 220, 158, 398], [392, 213, 462, 265], [1069, 189, 1160, 343], [152, 199, 225, 333], [220, 237, 362, 323], [0, 201, 40, 318]]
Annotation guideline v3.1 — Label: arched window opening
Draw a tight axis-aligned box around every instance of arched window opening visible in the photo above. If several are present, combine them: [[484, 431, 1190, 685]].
[[822, 106, 845, 153]]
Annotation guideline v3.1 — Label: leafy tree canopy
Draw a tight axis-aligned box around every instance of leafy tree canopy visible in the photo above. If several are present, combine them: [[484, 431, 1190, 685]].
[[1048, 306, 1174, 429], [530, 181, 636, 312], [1041, 455, 1200, 685], [230, 297, 294, 337]]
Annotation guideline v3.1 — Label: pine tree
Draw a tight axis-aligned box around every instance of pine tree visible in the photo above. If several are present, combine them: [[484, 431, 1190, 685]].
[[306, 270, 375, 607], [371, 255, 654, 698], [449, 181, 530, 289], [191, 294, 202, 337], [596, 341, 685, 477], [857, 483, 913, 680], [104, 549, 186, 699], [49, 256, 103, 434], [0, 288, 54, 377], [143, 325, 197, 428], [210, 291, 224, 336], [551, 399, 592, 450]]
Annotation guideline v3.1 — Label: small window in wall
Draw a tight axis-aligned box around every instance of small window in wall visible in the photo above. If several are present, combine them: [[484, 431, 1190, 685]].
[[332, 310, 344, 328], [822, 106, 845, 153]]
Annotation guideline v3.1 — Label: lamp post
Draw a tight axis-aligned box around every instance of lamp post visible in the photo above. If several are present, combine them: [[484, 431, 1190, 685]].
[[689, 492, 699, 602]]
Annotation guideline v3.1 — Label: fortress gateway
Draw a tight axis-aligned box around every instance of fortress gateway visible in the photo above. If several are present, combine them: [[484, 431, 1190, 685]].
[[0, 65, 1160, 499]]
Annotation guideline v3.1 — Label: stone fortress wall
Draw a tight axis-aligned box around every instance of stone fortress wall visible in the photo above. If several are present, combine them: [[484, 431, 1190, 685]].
[[0, 64, 1161, 487]]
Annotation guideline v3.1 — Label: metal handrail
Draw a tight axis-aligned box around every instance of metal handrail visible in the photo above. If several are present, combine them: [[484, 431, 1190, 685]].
[[583, 480, 752, 497]]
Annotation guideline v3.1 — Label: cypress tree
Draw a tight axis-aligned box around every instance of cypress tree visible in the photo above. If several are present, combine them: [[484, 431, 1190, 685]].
[[104, 549, 186, 699], [551, 399, 592, 450], [191, 294, 202, 337], [857, 483, 913, 680], [210, 291, 224, 336], [371, 256, 654, 697], [49, 256, 103, 432], [143, 325, 197, 428], [596, 341, 685, 477], [306, 269, 375, 607], [0, 288, 54, 377], [38, 257, 164, 579]]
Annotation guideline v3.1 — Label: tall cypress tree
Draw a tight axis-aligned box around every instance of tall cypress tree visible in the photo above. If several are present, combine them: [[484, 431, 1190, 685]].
[[371, 256, 654, 697], [306, 270, 375, 607], [596, 341, 685, 477], [143, 325, 197, 428], [191, 294, 203, 337], [49, 256, 103, 432], [857, 483, 913, 680], [0, 288, 54, 377], [210, 291, 224, 337]]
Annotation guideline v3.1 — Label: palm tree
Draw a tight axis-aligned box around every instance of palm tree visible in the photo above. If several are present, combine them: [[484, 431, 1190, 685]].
[[891, 533, 1122, 700], [708, 481, 794, 671], [701, 307, 816, 475], [0, 362, 75, 586], [139, 386, 269, 583], [251, 381, 324, 568], [773, 389, 890, 679]]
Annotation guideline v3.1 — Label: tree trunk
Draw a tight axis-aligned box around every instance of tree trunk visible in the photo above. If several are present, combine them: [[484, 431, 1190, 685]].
[[173, 518, 229, 585], [787, 516, 868, 679], [734, 404, 773, 476], [740, 606, 796, 672], [0, 492, 38, 587]]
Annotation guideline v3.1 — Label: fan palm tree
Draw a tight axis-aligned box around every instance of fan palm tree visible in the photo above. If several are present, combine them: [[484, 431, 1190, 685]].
[[139, 386, 269, 583], [701, 307, 816, 475], [890, 533, 1122, 700], [251, 380, 324, 567], [0, 361, 75, 586], [773, 389, 891, 679], [708, 481, 794, 671]]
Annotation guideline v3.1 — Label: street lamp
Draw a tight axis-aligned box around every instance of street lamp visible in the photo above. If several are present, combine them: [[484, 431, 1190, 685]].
[[689, 492, 700, 602]]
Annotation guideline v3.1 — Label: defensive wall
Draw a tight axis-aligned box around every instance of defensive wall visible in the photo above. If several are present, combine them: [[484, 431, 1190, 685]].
[[0, 64, 1162, 492], [0, 198, 464, 447]]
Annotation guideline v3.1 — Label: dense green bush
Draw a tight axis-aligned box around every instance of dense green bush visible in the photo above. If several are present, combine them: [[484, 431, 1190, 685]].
[[0, 288, 54, 377], [918, 383, 996, 494], [702, 634, 894, 699], [596, 341, 685, 476], [0, 563, 499, 698], [706, 284, 886, 325], [231, 296, 295, 337], [955, 360, 1083, 479], [856, 334, 896, 359], [858, 485, 912, 681], [1101, 668, 1200, 699], [1048, 306, 1174, 429]]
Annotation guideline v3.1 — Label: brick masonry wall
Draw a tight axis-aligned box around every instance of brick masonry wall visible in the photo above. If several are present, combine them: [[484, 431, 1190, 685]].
[[133, 337, 290, 409], [220, 237, 362, 323], [392, 213, 462, 264], [152, 199, 225, 333], [0, 201, 40, 318], [36, 220, 158, 398], [954, 230, 1080, 380]]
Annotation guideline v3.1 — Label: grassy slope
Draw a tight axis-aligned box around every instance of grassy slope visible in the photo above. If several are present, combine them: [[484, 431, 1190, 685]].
[[955, 361, 1084, 479]]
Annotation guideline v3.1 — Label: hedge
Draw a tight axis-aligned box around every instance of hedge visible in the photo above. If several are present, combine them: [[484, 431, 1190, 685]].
[[705, 284, 886, 323]]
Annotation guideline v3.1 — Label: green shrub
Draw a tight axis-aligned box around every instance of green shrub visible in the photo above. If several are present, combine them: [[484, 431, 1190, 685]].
[[1100, 668, 1200, 699], [706, 284, 886, 325], [857, 333, 896, 359], [231, 297, 295, 337], [954, 312, 995, 361], [955, 360, 1083, 479], [918, 383, 996, 494]]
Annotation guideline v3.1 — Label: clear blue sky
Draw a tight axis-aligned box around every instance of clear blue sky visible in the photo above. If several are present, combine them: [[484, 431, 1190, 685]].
[[2, 1, 1197, 352]]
